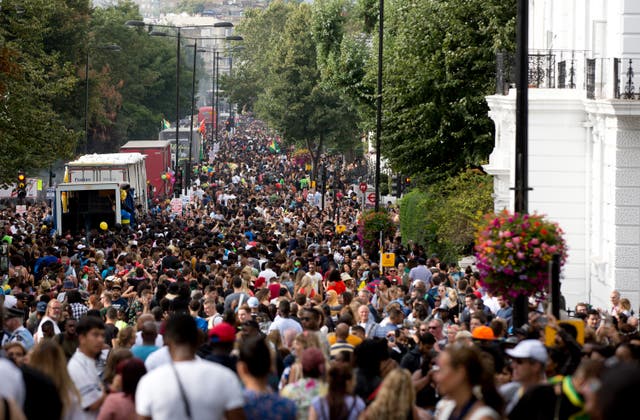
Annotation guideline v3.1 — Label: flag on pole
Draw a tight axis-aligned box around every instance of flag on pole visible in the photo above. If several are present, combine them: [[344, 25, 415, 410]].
[[198, 120, 206, 135], [161, 119, 171, 130]]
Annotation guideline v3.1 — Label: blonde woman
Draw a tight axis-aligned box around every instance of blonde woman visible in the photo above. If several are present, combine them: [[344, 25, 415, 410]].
[[113, 326, 136, 349], [296, 275, 317, 299], [28, 340, 83, 420], [360, 368, 421, 420], [279, 331, 322, 389]]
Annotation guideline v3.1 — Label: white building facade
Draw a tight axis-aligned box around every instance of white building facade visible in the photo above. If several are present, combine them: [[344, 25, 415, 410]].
[[485, 0, 640, 309]]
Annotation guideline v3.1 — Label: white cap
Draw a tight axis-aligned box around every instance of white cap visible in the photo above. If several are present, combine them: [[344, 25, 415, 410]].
[[247, 297, 260, 309], [506, 339, 548, 364]]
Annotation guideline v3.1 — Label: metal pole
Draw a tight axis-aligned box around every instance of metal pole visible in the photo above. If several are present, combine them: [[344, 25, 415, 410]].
[[174, 28, 181, 197], [84, 49, 90, 154], [514, 0, 529, 214], [321, 165, 326, 211], [188, 40, 197, 190], [215, 51, 220, 143], [513, 0, 529, 328], [374, 0, 383, 212], [550, 254, 561, 319], [212, 48, 215, 129]]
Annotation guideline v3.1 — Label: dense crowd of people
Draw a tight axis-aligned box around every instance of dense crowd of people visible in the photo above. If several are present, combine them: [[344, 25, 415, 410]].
[[0, 116, 639, 420]]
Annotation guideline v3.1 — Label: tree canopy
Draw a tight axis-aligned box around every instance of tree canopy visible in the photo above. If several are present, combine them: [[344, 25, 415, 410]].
[[0, 0, 196, 182], [227, 0, 360, 178]]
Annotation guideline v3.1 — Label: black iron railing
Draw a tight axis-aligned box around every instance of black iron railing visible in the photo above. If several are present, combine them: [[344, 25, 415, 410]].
[[495, 50, 640, 100]]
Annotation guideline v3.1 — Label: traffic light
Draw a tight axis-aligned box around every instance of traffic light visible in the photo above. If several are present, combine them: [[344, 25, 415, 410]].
[[17, 171, 26, 199], [390, 174, 398, 197], [173, 171, 182, 197], [399, 176, 411, 195]]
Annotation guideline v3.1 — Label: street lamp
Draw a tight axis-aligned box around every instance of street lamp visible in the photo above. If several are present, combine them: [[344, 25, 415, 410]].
[[213, 40, 244, 143], [374, 0, 384, 212], [84, 43, 120, 154], [125, 20, 235, 197], [193, 41, 244, 144]]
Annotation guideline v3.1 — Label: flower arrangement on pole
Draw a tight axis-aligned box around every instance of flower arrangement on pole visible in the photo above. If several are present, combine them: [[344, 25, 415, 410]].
[[474, 210, 567, 299], [357, 210, 396, 256]]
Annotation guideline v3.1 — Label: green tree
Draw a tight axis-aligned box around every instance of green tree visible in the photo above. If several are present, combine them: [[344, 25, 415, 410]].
[[399, 170, 494, 261], [0, 0, 88, 182], [229, 1, 360, 179], [89, 2, 195, 151], [225, 0, 298, 113], [379, 0, 516, 183]]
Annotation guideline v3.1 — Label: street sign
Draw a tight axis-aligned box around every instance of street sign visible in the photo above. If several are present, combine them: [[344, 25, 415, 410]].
[[367, 192, 376, 204], [381, 253, 396, 267], [46, 187, 55, 199], [359, 182, 367, 193]]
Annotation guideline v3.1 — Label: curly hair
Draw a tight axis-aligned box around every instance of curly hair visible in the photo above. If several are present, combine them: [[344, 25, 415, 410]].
[[364, 368, 415, 420]]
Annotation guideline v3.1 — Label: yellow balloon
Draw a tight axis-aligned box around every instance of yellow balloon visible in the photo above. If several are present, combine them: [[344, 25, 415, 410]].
[[100, 222, 108, 231]]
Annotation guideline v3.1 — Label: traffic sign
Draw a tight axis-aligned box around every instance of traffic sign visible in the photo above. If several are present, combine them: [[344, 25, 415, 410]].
[[359, 182, 367, 193], [367, 192, 376, 204]]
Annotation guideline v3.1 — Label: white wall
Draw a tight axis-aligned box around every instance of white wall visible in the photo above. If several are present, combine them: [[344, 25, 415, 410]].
[[485, 89, 589, 308]]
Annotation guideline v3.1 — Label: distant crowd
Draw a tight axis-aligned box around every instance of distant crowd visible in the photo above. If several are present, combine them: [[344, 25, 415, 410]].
[[0, 116, 638, 420]]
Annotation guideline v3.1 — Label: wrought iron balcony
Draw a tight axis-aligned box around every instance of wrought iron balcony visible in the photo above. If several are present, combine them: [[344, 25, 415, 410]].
[[496, 49, 640, 100]]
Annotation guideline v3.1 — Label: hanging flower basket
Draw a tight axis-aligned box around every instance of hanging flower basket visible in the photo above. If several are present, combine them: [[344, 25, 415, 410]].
[[474, 210, 568, 299], [357, 210, 396, 256]]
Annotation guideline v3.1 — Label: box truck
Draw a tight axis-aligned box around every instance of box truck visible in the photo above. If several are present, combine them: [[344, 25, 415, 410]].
[[120, 140, 172, 198]]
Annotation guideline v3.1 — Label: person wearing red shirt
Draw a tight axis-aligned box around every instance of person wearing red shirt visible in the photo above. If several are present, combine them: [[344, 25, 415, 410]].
[[326, 269, 347, 295], [385, 267, 402, 285]]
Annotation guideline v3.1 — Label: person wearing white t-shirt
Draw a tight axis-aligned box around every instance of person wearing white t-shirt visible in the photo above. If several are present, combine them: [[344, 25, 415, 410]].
[[67, 316, 106, 420], [258, 262, 277, 284], [136, 313, 245, 420], [305, 260, 323, 295], [268, 301, 302, 344]]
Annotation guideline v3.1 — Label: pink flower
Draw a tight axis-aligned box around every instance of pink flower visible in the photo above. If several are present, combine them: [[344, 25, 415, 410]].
[[530, 238, 540, 246], [548, 245, 558, 253], [512, 236, 521, 244], [532, 247, 541, 256], [517, 252, 525, 259], [505, 242, 514, 249], [503, 231, 512, 238]]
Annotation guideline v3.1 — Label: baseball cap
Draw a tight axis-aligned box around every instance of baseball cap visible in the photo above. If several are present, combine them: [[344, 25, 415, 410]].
[[506, 339, 548, 364], [208, 322, 236, 343], [36, 301, 47, 313], [471, 326, 495, 340], [247, 297, 260, 309], [3, 294, 17, 309]]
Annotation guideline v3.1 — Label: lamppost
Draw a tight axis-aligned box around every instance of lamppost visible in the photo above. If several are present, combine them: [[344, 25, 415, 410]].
[[187, 40, 198, 190], [374, 0, 384, 212], [125, 20, 235, 196], [196, 42, 243, 143], [84, 43, 120, 154], [212, 42, 243, 142]]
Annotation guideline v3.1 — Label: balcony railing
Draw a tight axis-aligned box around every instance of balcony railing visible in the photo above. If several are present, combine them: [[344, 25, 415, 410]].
[[496, 49, 640, 100]]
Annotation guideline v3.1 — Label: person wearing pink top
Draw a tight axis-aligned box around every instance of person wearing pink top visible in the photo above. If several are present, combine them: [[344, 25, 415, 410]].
[[98, 358, 146, 420]]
